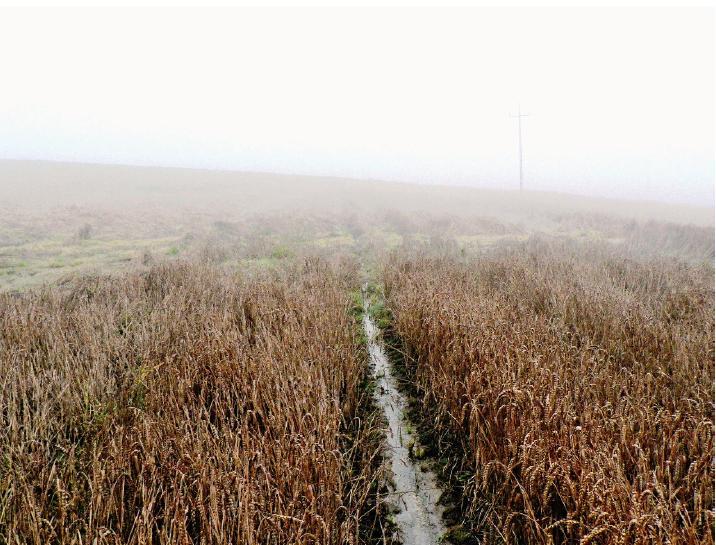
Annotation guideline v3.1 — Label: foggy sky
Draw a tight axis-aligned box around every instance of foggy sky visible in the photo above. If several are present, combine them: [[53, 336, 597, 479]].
[[0, 7, 713, 205]]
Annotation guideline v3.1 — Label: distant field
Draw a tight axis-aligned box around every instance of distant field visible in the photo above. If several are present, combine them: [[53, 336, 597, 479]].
[[0, 160, 712, 291]]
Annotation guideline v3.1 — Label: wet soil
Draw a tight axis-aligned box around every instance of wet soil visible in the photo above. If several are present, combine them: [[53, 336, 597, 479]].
[[363, 302, 448, 545]]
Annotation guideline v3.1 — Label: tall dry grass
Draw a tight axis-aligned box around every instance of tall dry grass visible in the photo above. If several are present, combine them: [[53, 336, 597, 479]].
[[383, 239, 714, 544], [0, 257, 377, 544]]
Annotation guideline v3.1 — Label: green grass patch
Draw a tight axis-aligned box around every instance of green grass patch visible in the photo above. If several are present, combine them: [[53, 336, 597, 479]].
[[270, 245, 293, 259]]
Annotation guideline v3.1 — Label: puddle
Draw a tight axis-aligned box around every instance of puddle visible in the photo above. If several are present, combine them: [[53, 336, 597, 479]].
[[363, 299, 447, 545]]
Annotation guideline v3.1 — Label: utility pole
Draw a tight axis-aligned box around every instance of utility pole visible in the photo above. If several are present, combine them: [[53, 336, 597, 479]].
[[510, 106, 529, 191]]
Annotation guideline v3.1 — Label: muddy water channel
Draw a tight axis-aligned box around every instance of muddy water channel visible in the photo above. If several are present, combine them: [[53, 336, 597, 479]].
[[363, 302, 447, 545]]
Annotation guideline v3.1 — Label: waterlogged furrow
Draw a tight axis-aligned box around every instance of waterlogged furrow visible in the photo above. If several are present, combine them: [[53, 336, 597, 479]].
[[363, 305, 447, 545]]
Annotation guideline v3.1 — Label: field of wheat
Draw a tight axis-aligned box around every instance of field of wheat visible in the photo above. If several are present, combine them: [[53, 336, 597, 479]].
[[1, 213, 713, 545], [0, 257, 381, 545], [382, 238, 714, 545]]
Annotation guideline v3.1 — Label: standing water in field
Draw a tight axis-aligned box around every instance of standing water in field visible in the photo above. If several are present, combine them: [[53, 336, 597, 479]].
[[363, 298, 448, 545]]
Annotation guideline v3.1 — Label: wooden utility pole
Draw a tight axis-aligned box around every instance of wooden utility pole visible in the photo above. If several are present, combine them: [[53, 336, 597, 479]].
[[511, 106, 529, 191]]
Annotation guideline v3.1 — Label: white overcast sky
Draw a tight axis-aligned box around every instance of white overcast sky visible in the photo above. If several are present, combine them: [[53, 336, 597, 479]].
[[0, 7, 713, 204]]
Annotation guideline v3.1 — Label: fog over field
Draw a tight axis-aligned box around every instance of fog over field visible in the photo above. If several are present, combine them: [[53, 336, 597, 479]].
[[0, 5, 713, 545], [0, 158, 712, 292], [1, 160, 713, 223], [0, 7, 713, 204]]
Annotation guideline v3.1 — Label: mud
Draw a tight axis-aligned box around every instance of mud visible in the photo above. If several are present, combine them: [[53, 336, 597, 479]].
[[363, 301, 447, 545]]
